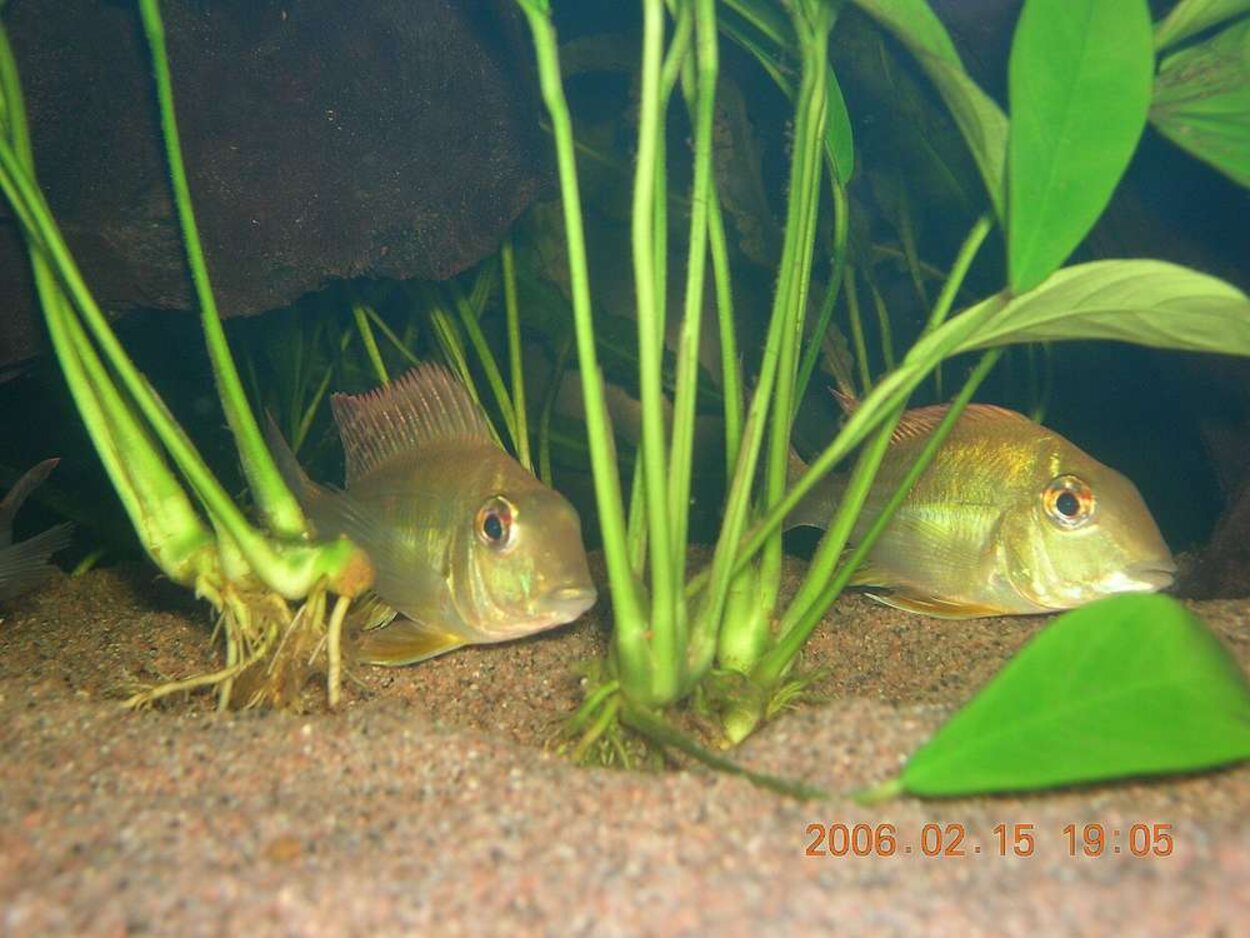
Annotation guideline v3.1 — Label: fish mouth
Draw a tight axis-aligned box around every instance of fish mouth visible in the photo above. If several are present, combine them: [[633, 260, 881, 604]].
[[1123, 559, 1178, 592], [542, 584, 598, 621]]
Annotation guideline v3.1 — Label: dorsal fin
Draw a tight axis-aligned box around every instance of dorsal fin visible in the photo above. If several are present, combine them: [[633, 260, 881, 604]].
[[828, 388, 1033, 446], [330, 363, 495, 484], [890, 403, 1034, 444]]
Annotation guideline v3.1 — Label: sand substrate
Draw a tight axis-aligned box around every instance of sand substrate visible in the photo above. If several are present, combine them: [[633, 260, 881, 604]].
[[1, 561, 1247, 936]]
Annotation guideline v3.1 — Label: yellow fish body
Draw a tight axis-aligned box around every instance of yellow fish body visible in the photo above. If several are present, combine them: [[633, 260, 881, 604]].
[[788, 404, 1175, 618], [269, 364, 596, 663]]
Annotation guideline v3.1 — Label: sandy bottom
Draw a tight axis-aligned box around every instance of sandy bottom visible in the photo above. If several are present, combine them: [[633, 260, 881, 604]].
[[1, 560, 1248, 936]]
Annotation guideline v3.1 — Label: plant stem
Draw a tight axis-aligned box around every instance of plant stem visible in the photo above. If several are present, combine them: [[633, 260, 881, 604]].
[[757, 349, 1002, 684], [845, 264, 872, 390], [631, 0, 682, 701], [352, 302, 390, 385], [501, 238, 532, 472], [708, 189, 742, 476], [449, 281, 520, 451], [667, 0, 718, 600], [739, 213, 997, 560], [514, 0, 645, 679], [363, 304, 423, 369], [927, 214, 993, 331], [757, 0, 834, 622], [536, 336, 571, 487], [0, 138, 369, 599], [138, 0, 308, 540], [795, 178, 850, 401], [869, 277, 896, 371]]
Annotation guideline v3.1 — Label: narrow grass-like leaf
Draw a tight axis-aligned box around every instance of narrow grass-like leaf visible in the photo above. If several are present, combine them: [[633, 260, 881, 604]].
[[1154, 0, 1250, 52], [1008, 0, 1155, 292], [896, 594, 1250, 796], [850, 0, 961, 64], [852, 0, 1008, 217], [1151, 17, 1250, 190]]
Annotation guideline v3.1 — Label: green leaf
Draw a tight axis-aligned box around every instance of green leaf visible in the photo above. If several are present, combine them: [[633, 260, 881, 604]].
[[954, 259, 1250, 354], [825, 65, 855, 183], [1154, 0, 1250, 53], [923, 58, 1009, 220], [832, 259, 1250, 463], [898, 594, 1250, 796], [852, 0, 1008, 218], [1151, 17, 1250, 190], [1007, 0, 1155, 293], [851, 0, 961, 65]]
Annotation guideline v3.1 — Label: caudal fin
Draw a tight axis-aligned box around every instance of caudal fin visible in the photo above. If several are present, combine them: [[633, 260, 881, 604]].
[[784, 447, 843, 532], [0, 522, 73, 600], [0, 458, 60, 547]]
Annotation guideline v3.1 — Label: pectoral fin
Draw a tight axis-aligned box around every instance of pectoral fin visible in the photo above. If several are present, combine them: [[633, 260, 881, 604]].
[[354, 618, 468, 666], [349, 591, 400, 632]]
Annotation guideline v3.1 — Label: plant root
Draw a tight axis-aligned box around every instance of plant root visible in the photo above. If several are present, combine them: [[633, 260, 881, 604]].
[[122, 577, 354, 711]]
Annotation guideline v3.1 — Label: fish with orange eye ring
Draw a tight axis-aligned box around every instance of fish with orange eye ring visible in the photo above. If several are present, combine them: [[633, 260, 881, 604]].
[[267, 364, 597, 664], [787, 403, 1176, 618]]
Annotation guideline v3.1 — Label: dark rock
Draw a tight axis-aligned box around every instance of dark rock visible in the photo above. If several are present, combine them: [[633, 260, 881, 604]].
[[0, 0, 547, 367]]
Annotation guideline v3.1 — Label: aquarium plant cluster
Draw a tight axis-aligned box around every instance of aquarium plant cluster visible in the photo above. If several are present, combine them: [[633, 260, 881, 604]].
[[0, 0, 1248, 797]]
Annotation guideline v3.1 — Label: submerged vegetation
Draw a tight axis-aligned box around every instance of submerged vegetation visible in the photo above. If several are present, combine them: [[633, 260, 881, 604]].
[[514, 0, 1250, 793], [1, 0, 1249, 797]]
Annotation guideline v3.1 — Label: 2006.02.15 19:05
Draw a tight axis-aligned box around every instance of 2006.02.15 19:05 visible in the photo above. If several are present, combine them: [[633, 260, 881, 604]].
[[804, 822, 1175, 858]]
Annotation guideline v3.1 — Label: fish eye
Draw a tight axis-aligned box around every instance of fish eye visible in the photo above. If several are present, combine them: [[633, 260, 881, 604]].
[[1042, 475, 1094, 529], [475, 496, 515, 550]]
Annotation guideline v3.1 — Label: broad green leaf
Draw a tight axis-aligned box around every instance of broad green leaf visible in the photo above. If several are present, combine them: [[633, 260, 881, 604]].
[[1007, 0, 1155, 293], [899, 594, 1250, 796], [1151, 17, 1250, 190], [831, 260, 1250, 460], [1154, 0, 1250, 52], [954, 259, 1250, 354], [852, 0, 1008, 218], [945, 258, 1250, 355]]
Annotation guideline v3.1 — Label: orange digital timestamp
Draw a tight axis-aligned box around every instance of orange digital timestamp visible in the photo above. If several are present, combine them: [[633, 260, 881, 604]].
[[1063, 823, 1174, 858], [804, 822, 979, 858], [803, 822, 1176, 858]]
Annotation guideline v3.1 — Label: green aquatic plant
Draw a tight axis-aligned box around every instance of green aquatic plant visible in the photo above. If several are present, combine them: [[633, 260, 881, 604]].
[[515, 0, 1250, 792], [859, 593, 1250, 800], [0, 0, 1247, 801], [0, 1, 374, 708]]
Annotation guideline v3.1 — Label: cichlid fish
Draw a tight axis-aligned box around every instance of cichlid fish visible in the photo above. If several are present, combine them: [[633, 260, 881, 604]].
[[787, 403, 1176, 618], [0, 458, 72, 602], [267, 364, 597, 664]]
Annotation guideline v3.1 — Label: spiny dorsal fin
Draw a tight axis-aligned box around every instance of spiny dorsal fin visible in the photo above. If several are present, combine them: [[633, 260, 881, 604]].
[[828, 388, 1035, 445], [331, 363, 495, 484], [889, 403, 1034, 444]]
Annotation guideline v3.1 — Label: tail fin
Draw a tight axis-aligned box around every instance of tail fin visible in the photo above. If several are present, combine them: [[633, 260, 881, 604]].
[[0, 458, 60, 547], [784, 447, 842, 532], [0, 522, 72, 600]]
